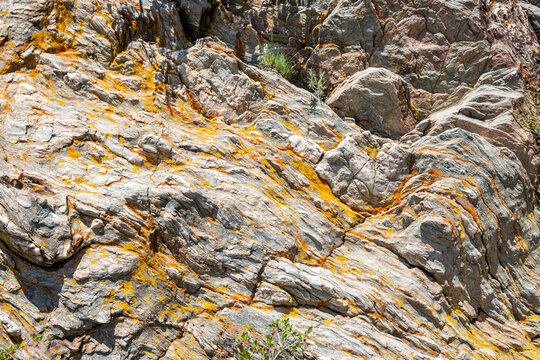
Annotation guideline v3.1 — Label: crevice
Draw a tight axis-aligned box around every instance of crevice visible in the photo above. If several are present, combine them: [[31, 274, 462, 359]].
[[367, 0, 388, 64], [429, 43, 452, 99], [248, 261, 267, 305], [391, 248, 438, 284], [319, 231, 347, 266], [176, 0, 219, 43]]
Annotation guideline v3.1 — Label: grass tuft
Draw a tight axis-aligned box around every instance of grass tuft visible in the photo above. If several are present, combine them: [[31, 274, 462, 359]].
[[514, 90, 540, 136], [259, 44, 295, 79], [307, 68, 328, 99]]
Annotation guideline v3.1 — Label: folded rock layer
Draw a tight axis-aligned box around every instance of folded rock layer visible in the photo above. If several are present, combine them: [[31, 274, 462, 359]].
[[0, 0, 539, 359]]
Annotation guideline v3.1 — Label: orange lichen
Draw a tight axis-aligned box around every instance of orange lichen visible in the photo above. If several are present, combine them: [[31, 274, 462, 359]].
[[362, 147, 378, 160], [291, 157, 360, 225], [66, 145, 80, 160]]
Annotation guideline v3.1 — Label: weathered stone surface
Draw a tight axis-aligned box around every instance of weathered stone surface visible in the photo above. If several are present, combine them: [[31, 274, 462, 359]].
[[288, 135, 324, 164], [316, 131, 411, 211], [252, 281, 297, 307], [404, 69, 540, 189], [0, 0, 538, 359], [326, 67, 416, 138], [522, 1, 540, 39]]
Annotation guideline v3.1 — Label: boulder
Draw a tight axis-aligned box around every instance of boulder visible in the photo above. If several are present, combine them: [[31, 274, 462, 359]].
[[326, 68, 416, 138]]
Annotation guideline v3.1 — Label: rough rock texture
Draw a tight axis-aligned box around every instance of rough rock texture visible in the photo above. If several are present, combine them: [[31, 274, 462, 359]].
[[0, 0, 539, 359], [326, 67, 416, 138]]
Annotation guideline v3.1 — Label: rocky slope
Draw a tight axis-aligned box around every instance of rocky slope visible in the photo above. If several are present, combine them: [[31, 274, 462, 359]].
[[0, 0, 539, 359]]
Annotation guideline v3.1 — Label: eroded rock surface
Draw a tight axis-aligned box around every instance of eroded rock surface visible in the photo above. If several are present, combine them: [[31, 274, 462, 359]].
[[326, 67, 416, 138], [0, 0, 539, 359]]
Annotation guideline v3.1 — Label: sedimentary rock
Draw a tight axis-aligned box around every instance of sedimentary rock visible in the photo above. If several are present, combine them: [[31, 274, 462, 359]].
[[0, 0, 538, 359]]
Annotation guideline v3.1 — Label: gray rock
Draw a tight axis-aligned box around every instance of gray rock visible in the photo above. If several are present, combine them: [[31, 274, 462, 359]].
[[288, 135, 324, 164], [316, 131, 411, 211], [326, 67, 416, 138], [0, 0, 537, 359], [252, 282, 297, 307]]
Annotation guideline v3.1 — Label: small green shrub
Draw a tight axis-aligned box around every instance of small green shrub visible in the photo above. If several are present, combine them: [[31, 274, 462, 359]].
[[0, 333, 43, 360], [259, 45, 295, 79], [518, 113, 540, 135], [235, 318, 313, 360], [514, 91, 540, 136], [0, 343, 18, 360], [307, 68, 328, 99]]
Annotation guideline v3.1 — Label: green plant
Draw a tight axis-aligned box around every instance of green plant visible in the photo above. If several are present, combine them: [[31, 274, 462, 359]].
[[259, 43, 295, 79], [307, 68, 328, 99], [0, 343, 19, 360], [518, 113, 540, 135], [0, 333, 43, 360], [235, 318, 313, 360], [514, 90, 540, 136]]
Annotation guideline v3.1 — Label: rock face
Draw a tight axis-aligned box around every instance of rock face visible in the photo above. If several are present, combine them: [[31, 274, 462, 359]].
[[0, 0, 539, 359], [326, 67, 416, 138]]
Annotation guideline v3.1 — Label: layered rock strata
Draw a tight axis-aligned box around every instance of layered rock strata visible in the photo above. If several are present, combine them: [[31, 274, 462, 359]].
[[0, 0, 539, 359]]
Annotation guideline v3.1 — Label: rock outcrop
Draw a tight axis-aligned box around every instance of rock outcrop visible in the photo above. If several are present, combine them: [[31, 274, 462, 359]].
[[0, 0, 539, 359], [326, 67, 416, 138]]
